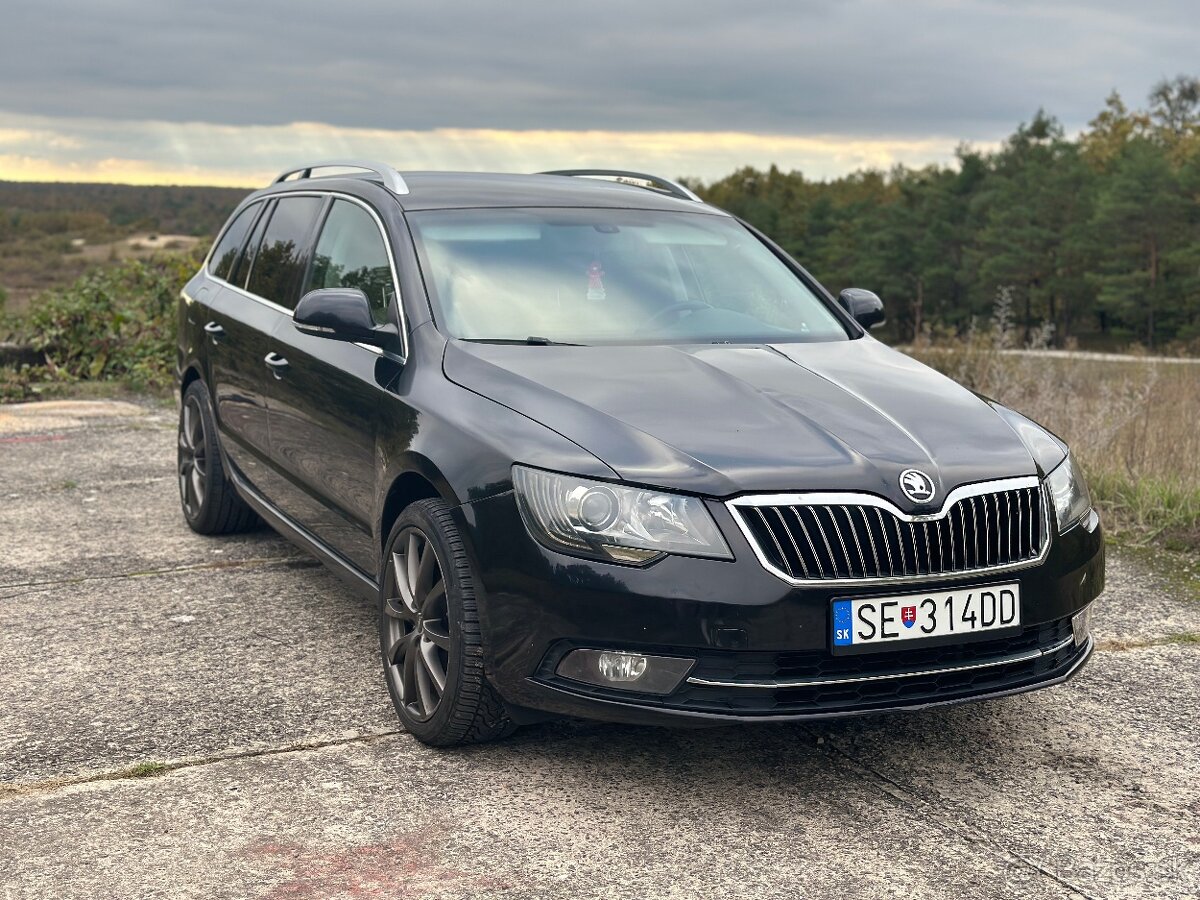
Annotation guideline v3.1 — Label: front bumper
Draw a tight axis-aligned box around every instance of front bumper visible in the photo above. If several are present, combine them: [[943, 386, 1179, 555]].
[[455, 492, 1105, 726]]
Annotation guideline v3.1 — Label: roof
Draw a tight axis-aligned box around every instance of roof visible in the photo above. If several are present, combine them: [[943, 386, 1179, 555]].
[[262, 169, 727, 215]]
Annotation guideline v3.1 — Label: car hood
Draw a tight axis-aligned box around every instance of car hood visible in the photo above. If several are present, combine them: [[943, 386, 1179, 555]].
[[443, 338, 1037, 507]]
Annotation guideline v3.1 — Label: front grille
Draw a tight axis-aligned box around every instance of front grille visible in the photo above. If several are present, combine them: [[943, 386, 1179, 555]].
[[731, 482, 1045, 583]]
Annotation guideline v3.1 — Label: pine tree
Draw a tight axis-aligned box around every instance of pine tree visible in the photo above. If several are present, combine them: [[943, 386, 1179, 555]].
[[1088, 137, 1186, 347]]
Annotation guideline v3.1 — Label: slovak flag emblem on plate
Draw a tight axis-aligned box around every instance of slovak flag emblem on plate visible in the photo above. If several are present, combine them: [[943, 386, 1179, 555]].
[[901, 605, 917, 628]]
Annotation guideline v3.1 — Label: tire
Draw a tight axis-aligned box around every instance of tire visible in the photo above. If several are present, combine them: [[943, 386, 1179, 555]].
[[177, 380, 259, 535], [379, 498, 515, 746]]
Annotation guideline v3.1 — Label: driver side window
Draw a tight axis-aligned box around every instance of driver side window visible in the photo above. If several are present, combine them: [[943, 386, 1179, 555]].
[[305, 200, 396, 325]]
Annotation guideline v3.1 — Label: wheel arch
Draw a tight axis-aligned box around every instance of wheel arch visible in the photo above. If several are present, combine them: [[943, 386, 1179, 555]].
[[179, 363, 203, 398], [378, 461, 455, 558]]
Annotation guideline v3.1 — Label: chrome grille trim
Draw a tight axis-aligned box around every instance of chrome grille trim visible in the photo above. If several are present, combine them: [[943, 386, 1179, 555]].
[[685, 633, 1084, 690], [727, 476, 1049, 587]]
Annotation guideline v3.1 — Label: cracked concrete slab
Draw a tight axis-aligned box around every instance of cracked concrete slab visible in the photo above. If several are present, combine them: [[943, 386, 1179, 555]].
[[0, 399, 152, 437], [2, 399, 1198, 900], [1, 725, 1110, 900], [0, 475, 303, 585], [0, 559, 397, 785], [1094, 551, 1200, 645], [808, 643, 1200, 900], [1, 411, 175, 489]]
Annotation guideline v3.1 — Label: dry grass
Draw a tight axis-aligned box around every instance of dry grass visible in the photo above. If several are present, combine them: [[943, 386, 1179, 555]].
[[76, 232, 202, 263], [908, 291, 1200, 553]]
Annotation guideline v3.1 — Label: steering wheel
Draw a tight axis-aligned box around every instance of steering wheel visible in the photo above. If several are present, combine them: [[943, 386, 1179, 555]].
[[643, 300, 713, 326]]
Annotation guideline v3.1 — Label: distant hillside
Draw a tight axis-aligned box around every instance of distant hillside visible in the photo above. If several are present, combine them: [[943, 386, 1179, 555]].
[[0, 181, 246, 235], [0, 181, 247, 309]]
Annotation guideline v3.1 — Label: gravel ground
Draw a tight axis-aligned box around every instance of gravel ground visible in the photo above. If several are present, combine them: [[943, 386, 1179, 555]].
[[1, 399, 1197, 900]]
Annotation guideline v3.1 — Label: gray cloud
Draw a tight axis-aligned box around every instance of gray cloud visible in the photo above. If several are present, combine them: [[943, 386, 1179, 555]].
[[2, 0, 1196, 140]]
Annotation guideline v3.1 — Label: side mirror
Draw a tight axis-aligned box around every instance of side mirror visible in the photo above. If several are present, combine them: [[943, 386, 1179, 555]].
[[293, 288, 397, 349], [838, 288, 886, 330]]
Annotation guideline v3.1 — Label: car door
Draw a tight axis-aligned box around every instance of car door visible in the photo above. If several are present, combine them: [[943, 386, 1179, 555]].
[[200, 200, 277, 490], [214, 193, 326, 501], [265, 196, 405, 574]]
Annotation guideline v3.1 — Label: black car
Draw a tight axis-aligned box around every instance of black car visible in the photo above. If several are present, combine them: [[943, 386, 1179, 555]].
[[175, 161, 1104, 746]]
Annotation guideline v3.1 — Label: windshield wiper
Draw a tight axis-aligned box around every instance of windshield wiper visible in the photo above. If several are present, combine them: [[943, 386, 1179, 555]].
[[524, 335, 583, 346], [463, 337, 585, 346]]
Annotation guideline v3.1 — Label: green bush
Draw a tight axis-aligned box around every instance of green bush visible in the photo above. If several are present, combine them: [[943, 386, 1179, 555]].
[[0, 363, 36, 401], [1, 249, 202, 400]]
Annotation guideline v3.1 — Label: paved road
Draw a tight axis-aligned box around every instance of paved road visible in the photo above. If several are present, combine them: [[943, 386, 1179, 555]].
[[1, 400, 1197, 900], [904, 346, 1200, 366]]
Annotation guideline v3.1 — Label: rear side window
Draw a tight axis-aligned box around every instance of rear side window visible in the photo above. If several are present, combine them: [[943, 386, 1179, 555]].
[[245, 196, 323, 309], [305, 199, 395, 325], [207, 202, 260, 281], [234, 202, 271, 289]]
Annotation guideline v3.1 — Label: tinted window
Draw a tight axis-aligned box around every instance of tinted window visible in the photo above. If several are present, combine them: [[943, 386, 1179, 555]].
[[408, 208, 848, 344], [245, 196, 323, 309], [207, 202, 260, 281], [305, 200, 395, 325], [234, 202, 271, 289]]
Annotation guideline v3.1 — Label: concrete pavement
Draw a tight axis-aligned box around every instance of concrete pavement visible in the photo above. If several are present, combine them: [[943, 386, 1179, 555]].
[[1, 400, 1197, 899]]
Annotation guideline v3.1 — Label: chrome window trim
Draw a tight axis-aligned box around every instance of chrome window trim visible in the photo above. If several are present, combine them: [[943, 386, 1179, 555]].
[[725, 476, 1050, 587], [685, 633, 1083, 690], [202, 190, 409, 362]]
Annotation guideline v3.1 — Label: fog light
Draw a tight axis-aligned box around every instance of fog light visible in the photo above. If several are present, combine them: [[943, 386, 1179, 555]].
[[1072, 604, 1093, 647], [598, 651, 647, 681], [555, 649, 695, 695]]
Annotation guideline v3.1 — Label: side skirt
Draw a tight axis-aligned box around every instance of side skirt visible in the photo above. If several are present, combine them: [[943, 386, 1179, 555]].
[[231, 470, 378, 602]]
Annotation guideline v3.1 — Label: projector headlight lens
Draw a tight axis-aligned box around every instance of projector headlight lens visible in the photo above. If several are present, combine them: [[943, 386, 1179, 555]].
[[512, 465, 732, 564]]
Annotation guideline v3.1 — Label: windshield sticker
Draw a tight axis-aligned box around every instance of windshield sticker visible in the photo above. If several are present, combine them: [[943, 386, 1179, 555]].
[[587, 260, 607, 301]]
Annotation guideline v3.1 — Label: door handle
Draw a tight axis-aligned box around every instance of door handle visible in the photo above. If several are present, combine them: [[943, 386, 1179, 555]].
[[264, 351, 290, 379], [203, 321, 225, 344]]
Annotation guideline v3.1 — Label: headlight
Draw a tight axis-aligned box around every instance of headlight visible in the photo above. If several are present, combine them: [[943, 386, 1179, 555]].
[[512, 465, 732, 564], [1045, 454, 1092, 531], [991, 403, 1067, 474]]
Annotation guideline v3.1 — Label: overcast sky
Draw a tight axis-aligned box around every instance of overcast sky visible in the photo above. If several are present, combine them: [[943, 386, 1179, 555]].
[[0, 0, 1195, 185]]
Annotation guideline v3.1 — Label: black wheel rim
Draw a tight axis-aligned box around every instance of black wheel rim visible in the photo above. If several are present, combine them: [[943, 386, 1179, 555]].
[[383, 527, 451, 722], [178, 395, 207, 518]]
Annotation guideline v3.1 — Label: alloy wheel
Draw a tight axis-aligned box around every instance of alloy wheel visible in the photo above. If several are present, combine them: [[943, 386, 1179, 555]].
[[178, 395, 207, 518], [383, 528, 452, 721]]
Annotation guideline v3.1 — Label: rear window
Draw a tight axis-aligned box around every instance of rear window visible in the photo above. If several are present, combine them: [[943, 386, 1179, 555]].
[[245, 197, 323, 309], [207, 202, 261, 281]]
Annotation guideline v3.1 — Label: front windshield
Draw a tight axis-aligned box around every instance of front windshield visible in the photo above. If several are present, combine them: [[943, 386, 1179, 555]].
[[408, 208, 849, 344]]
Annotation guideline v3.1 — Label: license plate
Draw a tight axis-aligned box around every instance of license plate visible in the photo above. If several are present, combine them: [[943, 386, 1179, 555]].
[[832, 583, 1020, 651]]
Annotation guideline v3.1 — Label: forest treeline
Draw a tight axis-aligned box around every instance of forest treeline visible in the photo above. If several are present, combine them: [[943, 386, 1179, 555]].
[[0, 181, 245, 307], [4, 80, 1200, 349], [692, 77, 1200, 351], [0, 181, 245, 241]]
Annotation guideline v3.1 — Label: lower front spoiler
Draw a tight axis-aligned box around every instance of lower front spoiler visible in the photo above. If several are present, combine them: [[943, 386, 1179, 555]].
[[502, 635, 1094, 728]]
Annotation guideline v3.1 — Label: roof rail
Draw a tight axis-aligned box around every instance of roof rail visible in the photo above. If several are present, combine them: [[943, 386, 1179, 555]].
[[539, 169, 702, 202], [272, 160, 409, 196]]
